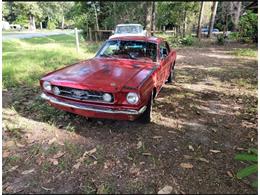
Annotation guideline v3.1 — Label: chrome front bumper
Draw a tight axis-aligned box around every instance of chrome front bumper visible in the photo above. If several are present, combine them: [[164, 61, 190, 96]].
[[40, 93, 146, 115]]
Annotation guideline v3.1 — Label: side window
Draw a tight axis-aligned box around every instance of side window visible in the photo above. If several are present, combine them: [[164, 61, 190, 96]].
[[160, 42, 169, 58], [165, 42, 170, 53]]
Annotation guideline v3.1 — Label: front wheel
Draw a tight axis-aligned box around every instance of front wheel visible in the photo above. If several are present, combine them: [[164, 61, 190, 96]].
[[167, 61, 175, 83], [138, 92, 153, 123]]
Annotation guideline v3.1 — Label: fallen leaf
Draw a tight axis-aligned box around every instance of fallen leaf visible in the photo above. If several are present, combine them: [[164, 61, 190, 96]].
[[48, 138, 57, 145], [142, 153, 152, 156], [183, 155, 192, 159], [53, 151, 65, 159], [3, 150, 10, 158], [168, 131, 176, 134], [41, 186, 54, 191], [8, 165, 19, 172], [197, 157, 209, 163], [22, 169, 35, 175], [180, 163, 193, 169], [136, 141, 142, 149], [84, 148, 97, 156], [16, 142, 25, 148], [49, 158, 58, 165], [227, 171, 233, 177], [188, 145, 195, 151], [73, 162, 81, 169], [210, 149, 221, 153], [158, 185, 173, 194], [235, 147, 245, 151], [153, 136, 162, 139]]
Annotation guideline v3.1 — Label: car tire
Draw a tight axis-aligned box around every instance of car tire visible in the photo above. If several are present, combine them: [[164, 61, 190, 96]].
[[167, 61, 175, 83], [138, 91, 153, 124]]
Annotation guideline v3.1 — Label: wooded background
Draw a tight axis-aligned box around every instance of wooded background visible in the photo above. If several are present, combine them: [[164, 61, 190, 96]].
[[2, 1, 257, 42]]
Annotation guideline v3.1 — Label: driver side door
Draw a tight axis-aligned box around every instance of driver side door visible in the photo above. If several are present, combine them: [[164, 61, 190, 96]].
[[157, 42, 171, 89]]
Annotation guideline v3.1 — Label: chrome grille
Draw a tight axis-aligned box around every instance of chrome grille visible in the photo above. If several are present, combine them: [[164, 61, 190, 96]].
[[52, 86, 114, 103]]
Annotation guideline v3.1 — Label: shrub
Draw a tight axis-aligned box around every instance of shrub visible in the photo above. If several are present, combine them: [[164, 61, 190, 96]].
[[216, 34, 225, 45], [229, 32, 240, 41], [47, 21, 57, 30], [235, 148, 258, 188], [238, 11, 257, 43], [180, 35, 196, 46]]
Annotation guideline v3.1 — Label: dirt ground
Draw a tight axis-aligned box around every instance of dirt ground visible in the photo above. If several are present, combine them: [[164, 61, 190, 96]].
[[2, 41, 257, 194]]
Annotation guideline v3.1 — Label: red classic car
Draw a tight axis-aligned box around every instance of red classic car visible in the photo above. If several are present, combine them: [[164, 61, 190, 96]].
[[40, 36, 176, 123]]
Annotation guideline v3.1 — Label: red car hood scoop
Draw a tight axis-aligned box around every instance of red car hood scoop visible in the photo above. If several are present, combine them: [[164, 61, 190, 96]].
[[43, 58, 155, 92]]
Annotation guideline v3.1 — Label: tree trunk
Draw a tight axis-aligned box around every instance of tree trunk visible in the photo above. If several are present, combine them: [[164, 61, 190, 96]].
[[93, 3, 100, 40], [151, 1, 155, 36], [183, 10, 187, 37], [208, 1, 218, 38], [233, 1, 241, 31], [197, 1, 205, 39], [40, 22, 42, 30], [113, 1, 116, 27], [29, 15, 36, 31], [145, 1, 153, 37], [61, 15, 64, 30]]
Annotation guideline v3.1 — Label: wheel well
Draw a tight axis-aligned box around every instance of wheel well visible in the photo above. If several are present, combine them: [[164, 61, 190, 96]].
[[152, 88, 157, 100]]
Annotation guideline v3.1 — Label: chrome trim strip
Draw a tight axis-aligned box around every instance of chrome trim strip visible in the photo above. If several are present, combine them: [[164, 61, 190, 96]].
[[41, 93, 146, 115]]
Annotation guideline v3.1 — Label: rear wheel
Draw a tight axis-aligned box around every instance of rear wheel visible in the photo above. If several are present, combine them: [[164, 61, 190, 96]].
[[167, 61, 175, 83], [138, 91, 153, 123]]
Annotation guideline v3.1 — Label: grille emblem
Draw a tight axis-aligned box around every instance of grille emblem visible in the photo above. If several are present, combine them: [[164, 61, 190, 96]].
[[72, 89, 85, 97]]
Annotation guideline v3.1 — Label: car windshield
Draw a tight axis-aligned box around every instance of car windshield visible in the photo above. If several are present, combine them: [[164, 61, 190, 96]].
[[98, 40, 157, 62], [115, 26, 143, 34]]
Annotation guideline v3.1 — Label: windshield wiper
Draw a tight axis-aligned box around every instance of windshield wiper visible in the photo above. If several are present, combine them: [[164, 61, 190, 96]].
[[100, 54, 113, 58]]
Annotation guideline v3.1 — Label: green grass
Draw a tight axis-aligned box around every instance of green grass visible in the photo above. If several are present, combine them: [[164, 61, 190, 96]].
[[232, 48, 257, 57], [3, 34, 101, 89]]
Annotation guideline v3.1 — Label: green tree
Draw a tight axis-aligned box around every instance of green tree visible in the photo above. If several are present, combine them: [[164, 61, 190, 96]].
[[13, 2, 42, 30]]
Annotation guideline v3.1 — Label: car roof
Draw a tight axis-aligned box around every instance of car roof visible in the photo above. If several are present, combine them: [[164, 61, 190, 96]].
[[109, 36, 164, 44], [116, 24, 143, 27]]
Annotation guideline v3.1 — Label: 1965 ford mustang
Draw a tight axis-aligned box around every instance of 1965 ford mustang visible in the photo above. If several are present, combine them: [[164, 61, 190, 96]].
[[40, 36, 176, 123]]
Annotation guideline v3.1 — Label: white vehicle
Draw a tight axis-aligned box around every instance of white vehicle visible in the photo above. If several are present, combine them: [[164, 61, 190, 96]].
[[2, 21, 10, 30], [109, 24, 147, 39]]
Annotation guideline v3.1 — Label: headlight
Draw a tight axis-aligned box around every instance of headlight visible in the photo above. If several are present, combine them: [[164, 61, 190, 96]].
[[53, 86, 60, 95], [103, 93, 112, 102], [43, 81, 51, 91], [126, 92, 139, 104]]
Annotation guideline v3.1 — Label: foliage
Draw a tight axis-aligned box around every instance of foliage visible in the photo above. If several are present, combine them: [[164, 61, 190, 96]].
[[216, 34, 225, 45], [232, 48, 257, 57], [180, 35, 197, 46], [235, 148, 258, 188], [47, 20, 57, 30], [14, 15, 28, 28], [238, 11, 257, 43], [157, 2, 200, 33], [228, 32, 240, 41]]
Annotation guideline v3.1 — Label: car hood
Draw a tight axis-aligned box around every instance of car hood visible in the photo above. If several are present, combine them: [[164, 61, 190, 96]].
[[42, 57, 156, 92]]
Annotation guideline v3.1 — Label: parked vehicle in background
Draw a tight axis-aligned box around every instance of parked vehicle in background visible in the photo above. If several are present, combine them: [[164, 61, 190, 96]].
[[201, 27, 220, 34], [40, 36, 176, 123], [2, 21, 10, 30], [109, 24, 147, 39], [9, 24, 22, 31]]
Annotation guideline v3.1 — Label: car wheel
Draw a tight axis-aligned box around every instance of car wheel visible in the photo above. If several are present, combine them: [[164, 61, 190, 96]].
[[138, 91, 153, 124], [167, 61, 175, 83]]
